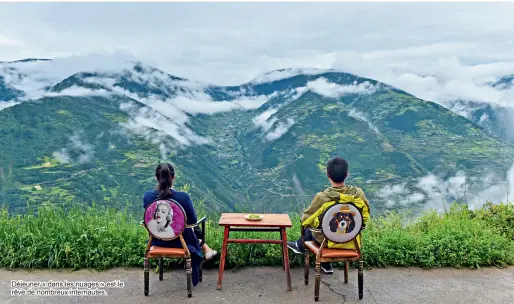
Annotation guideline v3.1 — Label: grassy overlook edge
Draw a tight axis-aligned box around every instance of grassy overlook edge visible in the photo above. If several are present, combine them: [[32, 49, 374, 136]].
[[1, 186, 513, 271]]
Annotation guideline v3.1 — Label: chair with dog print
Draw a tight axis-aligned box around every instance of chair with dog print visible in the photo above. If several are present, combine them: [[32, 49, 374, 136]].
[[302, 202, 365, 302], [141, 198, 207, 298]]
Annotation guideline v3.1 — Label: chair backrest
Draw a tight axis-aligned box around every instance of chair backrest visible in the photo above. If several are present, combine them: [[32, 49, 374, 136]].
[[320, 202, 363, 244], [143, 198, 187, 241]]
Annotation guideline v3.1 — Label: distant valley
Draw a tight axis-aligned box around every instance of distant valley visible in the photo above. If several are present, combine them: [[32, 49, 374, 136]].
[[1, 58, 514, 215]]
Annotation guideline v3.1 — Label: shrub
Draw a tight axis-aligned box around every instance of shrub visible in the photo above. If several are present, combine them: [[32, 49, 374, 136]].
[[0, 201, 512, 270], [474, 202, 514, 241]]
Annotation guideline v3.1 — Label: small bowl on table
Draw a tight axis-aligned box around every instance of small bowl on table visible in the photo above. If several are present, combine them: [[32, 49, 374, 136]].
[[245, 214, 263, 221]]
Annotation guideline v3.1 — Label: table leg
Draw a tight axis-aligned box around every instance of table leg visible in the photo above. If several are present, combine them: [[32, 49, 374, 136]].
[[217, 226, 230, 290], [280, 227, 292, 291], [280, 228, 285, 271]]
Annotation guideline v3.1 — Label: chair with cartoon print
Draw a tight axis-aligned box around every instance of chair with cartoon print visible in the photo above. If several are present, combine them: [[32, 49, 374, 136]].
[[140, 198, 206, 298], [302, 202, 365, 302]]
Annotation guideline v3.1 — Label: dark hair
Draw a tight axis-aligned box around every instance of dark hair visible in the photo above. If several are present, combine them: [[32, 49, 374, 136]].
[[326, 157, 348, 183], [155, 163, 175, 199]]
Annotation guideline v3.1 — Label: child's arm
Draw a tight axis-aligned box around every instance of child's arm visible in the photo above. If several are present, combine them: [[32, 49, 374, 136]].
[[355, 188, 371, 226]]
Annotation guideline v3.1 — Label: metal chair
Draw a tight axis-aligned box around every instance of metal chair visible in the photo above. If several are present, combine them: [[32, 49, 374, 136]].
[[302, 202, 365, 302], [141, 198, 206, 298]]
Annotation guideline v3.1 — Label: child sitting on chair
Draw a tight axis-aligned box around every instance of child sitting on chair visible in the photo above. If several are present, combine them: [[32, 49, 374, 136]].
[[288, 157, 371, 274]]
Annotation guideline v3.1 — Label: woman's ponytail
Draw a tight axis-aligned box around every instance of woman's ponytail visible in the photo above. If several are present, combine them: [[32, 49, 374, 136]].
[[155, 163, 175, 199]]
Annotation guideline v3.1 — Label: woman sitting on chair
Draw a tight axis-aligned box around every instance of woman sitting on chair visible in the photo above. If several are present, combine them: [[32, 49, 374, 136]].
[[143, 162, 216, 287]]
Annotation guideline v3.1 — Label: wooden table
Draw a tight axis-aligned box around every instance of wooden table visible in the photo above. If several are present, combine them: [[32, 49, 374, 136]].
[[216, 213, 292, 291]]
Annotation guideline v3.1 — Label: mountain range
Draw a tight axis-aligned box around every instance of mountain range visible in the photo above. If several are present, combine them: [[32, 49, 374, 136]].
[[1, 58, 514, 215]]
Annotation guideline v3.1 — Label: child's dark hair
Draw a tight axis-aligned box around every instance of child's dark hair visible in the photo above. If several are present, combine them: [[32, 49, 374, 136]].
[[326, 157, 348, 183], [155, 163, 175, 199]]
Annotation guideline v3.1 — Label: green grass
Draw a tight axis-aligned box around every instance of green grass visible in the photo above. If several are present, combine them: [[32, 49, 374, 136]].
[[0, 200, 513, 271], [364, 203, 514, 268]]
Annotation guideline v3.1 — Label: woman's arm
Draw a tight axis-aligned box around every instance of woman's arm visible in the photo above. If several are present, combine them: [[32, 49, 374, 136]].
[[143, 191, 153, 209]]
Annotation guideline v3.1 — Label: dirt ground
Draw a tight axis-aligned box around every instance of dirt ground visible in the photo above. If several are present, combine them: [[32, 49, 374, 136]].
[[1, 266, 513, 304]]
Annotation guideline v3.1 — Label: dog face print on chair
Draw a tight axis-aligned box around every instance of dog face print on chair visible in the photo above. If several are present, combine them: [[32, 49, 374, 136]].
[[321, 203, 363, 243], [144, 199, 187, 241], [329, 205, 356, 234]]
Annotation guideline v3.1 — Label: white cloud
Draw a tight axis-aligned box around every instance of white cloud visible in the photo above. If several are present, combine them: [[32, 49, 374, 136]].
[[78, 69, 275, 115], [159, 142, 169, 161], [133, 97, 189, 126], [1, 2, 514, 210], [86, 62, 208, 96], [52, 150, 71, 164], [252, 88, 306, 135], [2, 62, 276, 150], [0, 101, 19, 111], [362, 43, 476, 61], [43, 85, 113, 98], [377, 183, 407, 198], [69, 133, 94, 163], [348, 109, 380, 134], [377, 164, 514, 212], [81, 76, 117, 89], [508, 163, 514, 203], [0, 2, 512, 87], [169, 93, 272, 115], [114, 87, 276, 150], [265, 118, 295, 141], [119, 101, 208, 147], [478, 113, 489, 125], [377, 183, 425, 208], [446, 101, 475, 120], [0, 34, 21, 47], [291, 87, 308, 101], [473, 162, 514, 207], [331, 51, 514, 109], [0, 58, 230, 149], [52, 133, 95, 164], [0, 53, 136, 100], [305, 78, 376, 98], [253, 108, 279, 132], [416, 172, 468, 211], [249, 68, 329, 84], [2, 4, 513, 123], [403, 192, 426, 207]]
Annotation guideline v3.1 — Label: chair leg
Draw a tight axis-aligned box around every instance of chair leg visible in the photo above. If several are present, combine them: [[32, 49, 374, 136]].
[[159, 258, 163, 281], [358, 259, 364, 300], [304, 251, 310, 285], [186, 257, 192, 298], [144, 257, 149, 296], [314, 258, 321, 302], [344, 261, 349, 284]]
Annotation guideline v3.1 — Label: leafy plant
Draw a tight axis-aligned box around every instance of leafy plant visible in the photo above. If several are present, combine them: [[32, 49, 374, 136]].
[[0, 201, 512, 270]]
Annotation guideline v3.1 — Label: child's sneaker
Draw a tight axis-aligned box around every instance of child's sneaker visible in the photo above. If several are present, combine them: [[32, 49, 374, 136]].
[[321, 263, 334, 274], [287, 241, 303, 254]]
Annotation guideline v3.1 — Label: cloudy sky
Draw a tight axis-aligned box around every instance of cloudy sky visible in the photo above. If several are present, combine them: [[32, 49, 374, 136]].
[[2, 2, 514, 209], [1, 2, 514, 102]]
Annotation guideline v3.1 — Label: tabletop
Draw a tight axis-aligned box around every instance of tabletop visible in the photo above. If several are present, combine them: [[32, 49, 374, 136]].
[[218, 213, 292, 227]]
